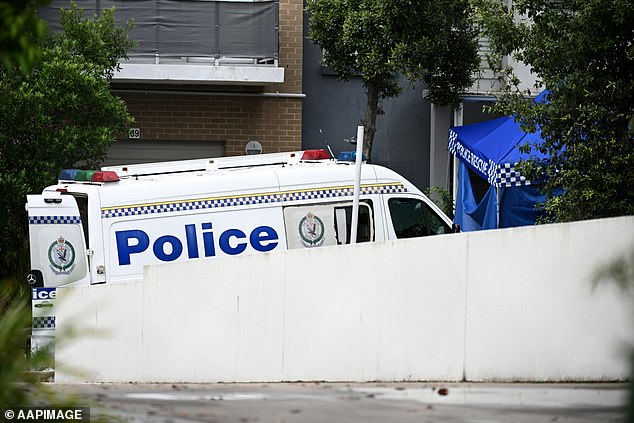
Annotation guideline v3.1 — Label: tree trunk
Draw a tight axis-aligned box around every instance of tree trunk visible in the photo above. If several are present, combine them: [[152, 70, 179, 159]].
[[362, 81, 379, 163]]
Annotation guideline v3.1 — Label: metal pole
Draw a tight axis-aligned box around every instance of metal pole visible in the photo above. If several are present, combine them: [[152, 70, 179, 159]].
[[452, 103, 464, 205], [350, 125, 364, 244], [496, 186, 500, 228]]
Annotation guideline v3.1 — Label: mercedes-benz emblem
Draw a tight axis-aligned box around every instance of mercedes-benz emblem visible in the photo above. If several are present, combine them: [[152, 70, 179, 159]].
[[26, 273, 37, 285]]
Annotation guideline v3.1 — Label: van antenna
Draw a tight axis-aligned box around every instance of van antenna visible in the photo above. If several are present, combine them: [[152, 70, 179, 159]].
[[320, 129, 335, 159]]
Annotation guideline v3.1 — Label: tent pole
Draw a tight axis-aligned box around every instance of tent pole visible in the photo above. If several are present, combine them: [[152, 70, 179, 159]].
[[496, 186, 500, 228]]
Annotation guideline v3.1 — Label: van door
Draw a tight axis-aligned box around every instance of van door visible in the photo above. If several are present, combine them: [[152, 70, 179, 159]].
[[26, 192, 89, 288], [283, 201, 374, 249]]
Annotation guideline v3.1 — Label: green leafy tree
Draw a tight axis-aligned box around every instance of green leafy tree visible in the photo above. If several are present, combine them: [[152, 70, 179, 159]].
[[0, 0, 48, 72], [306, 0, 480, 161], [475, 0, 634, 222], [0, 4, 135, 281], [424, 185, 454, 219]]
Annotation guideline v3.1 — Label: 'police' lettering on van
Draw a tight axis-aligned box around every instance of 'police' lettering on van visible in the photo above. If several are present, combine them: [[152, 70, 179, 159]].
[[115, 223, 279, 265], [32, 288, 56, 301]]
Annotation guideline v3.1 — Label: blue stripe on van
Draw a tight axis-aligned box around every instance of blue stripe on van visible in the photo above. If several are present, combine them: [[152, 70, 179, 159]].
[[29, 216, 81, 225], [32, 316, 56, 329]]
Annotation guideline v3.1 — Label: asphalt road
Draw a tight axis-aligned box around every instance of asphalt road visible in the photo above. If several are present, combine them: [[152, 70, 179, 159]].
[[49, 382, 631, 423]]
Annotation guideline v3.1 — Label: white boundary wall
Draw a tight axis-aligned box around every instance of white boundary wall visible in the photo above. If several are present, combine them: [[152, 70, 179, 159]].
[[56, 216, 634, 383]]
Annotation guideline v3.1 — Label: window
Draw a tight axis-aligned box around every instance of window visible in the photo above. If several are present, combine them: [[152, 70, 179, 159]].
[[64, 193, 89, 247], [283, 201, 374, 249], [334, 201, 374, 244], [388, 198, 450, 239]]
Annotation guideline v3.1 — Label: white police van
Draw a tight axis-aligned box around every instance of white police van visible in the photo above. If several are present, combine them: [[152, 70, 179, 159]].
[[26, 149, 455, 356]]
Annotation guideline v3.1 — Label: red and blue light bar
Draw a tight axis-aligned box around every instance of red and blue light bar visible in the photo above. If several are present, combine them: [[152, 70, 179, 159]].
[[58, 169, 120, 183], [300, 149, 367, 162]]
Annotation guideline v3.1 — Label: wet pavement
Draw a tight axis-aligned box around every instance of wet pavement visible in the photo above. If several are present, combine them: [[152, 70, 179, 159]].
[[50, 382, 631, 423]]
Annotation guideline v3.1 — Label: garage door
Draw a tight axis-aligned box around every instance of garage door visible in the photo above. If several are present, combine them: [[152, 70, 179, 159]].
[[103, 139, 226, 167]]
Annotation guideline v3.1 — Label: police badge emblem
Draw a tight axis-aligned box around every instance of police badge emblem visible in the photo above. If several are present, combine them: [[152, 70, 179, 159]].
[[48, 236, 76, 273], [298, 212, 325, 247]]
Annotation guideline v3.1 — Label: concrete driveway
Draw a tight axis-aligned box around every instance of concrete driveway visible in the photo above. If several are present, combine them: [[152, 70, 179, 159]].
[[51, 382, 631, 423]]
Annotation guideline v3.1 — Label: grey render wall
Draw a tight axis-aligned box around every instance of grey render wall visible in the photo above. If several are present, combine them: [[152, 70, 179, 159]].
[[301, 11, 432, 191]]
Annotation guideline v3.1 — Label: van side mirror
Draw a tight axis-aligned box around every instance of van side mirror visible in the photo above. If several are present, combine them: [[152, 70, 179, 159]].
[[452, 223, 461, 233]]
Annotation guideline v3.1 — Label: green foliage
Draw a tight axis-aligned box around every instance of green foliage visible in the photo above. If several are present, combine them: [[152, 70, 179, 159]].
[[390, 0, 482, 107], [474, 0, 634, 223], [0, 281, 49, 407], [424, 185, 455, 219], [0, 282, 123, 420], [0, 4, 135, 280], [0, 0, 48, 72], [306, 0, 480, 160]]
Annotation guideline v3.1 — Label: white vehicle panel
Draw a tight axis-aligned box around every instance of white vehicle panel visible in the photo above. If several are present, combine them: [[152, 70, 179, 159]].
[[106, 206, 286, 282], [26, 194, 89, 288]]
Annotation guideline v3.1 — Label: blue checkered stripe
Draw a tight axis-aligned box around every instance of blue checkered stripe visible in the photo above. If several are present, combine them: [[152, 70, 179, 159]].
[[447, 130, 459, 154], [33, 316, 55, 329], [102, 194, 281, 218], [102, 184, 407, 219], [278, 185, 404, 201], [369, 184, 407, 194], [29, 215, 81, 225], [495, 163, 531, 187]]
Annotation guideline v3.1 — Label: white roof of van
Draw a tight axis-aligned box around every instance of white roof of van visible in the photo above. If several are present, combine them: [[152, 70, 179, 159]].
[[49, 151, 420, 209]]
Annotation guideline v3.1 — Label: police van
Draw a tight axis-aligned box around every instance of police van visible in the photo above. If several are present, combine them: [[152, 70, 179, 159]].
[[27, 149, 456, 355]]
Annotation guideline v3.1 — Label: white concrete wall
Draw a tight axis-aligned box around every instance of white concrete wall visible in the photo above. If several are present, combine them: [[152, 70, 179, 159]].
[[464, 219, 633, 381], [56, 216, 634, 383]]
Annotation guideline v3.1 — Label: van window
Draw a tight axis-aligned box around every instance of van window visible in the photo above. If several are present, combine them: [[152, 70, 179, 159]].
[[283, 201, 374, 249], [388, 198, 450, 238], [334, 202, 373, 244], [63, 193, 89, 246]]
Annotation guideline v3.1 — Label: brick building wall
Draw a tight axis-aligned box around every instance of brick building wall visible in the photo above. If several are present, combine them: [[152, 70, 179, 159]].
[[113, 0, 303, 158], [276, 0, 303, 95], [119, 93, 302, 155]]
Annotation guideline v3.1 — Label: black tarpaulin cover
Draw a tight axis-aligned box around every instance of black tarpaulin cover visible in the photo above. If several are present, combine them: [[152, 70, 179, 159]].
[[39, 0, 279, 60]]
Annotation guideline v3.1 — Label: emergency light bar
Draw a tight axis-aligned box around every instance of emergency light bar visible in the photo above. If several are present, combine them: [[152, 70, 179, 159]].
[[58, 169, 80, 180], [301, 149, 331, 161], [58, 169, 120, 183], [59, 150, 338, 184], [337, 151, 366, 162], [91, 171, 120, 182]]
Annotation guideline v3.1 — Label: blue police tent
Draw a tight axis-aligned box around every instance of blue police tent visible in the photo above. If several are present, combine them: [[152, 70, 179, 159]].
[[448, 109, 549, 231]]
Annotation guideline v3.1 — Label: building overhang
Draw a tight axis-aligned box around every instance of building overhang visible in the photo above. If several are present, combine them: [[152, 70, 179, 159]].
[[113, 62, 285, 86], [460, 92, 498, 103]]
